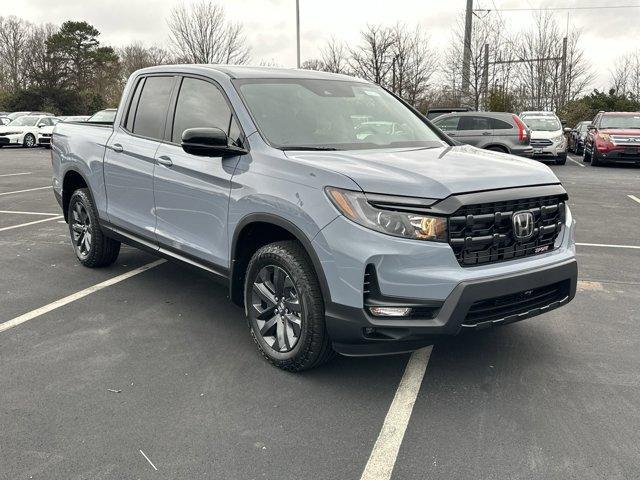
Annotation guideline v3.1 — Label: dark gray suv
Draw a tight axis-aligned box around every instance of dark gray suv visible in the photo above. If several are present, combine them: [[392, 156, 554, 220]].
[[433, 112, 533, 157]]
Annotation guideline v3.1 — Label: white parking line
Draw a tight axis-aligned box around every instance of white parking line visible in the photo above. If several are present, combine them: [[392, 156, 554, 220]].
[[577, 242, 640, 250], [0, 215, 63, 232], [568, 157, 585, 168], [139, 450, 158, 471], [0, 186, 51, 196], [0, 259, 166, 334], [0, 172, 32, 177], [360, 346, 432, 480], [0, 210, 60, 216], [628, 194, 640, 205]]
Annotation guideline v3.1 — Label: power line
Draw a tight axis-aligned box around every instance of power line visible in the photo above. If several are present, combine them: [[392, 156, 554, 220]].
[[475, 4, 640, 12]]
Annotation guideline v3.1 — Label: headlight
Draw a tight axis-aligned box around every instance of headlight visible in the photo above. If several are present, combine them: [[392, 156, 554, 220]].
[[325, 187, 447, 241], [552, 134, 564, 144]]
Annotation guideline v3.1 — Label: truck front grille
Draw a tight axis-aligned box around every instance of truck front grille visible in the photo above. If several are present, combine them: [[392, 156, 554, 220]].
[[448, 195, 564, 266]]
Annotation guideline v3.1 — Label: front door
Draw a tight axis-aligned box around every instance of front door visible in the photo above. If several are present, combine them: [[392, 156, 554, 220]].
[[153, 76, 244, 268]]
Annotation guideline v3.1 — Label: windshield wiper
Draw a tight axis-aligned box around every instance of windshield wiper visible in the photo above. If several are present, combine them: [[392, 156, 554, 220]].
[[280, 146, 340, 151]]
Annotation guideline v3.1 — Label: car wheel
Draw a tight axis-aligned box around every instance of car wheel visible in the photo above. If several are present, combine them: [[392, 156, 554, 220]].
[[591, 148, 602, 166], [23, 133, 36, 148], [244, 240, 334, 372], [583, 147, 591, 163], [555, 154, 567, 165], [486, 145, 508, 153], [68, 188, 121, 267]]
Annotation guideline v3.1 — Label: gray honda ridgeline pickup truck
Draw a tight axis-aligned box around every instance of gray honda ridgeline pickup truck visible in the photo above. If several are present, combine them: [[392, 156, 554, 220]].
[[51, 66, 577, 371]]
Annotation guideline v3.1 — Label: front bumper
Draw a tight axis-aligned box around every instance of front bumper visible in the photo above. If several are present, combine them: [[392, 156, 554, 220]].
[[511, 146, 534, 158], [531, 142, 566, 159], [598, 149, 640, 165], [0, 134, 21, 145], [328, 259, 577, 355]]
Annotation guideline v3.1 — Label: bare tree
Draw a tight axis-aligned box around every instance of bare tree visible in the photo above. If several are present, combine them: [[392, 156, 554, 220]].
[[118, 42, 174, 85], [0, 16, 31, 93], [320, 37, 349, 74], [611, 50, 640, 101], [300, 58, 325, 71], [23, 23, 62, 91], [390, 24, 438, 107], [348, 24, 396, 85], [167, 1, 250, 64]]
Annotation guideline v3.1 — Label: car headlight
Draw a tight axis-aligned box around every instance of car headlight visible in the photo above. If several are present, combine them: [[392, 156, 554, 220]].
[[325, 187, 448, 241], [552, 134, 564, 144]]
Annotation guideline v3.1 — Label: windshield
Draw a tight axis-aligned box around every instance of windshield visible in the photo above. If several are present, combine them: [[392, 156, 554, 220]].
[[600, 114, 640, 129], [88, 110, 116, 123], [9, 116, 38, 127], [524, 117, 561, 132], [235, 79, 444, 150]]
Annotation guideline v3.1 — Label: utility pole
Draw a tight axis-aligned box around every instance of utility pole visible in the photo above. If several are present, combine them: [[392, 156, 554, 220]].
[[296, 0, 301, 68], [482, 43, 489, 106], [560, 36, 568, 107], [461, 0, 473, 94]]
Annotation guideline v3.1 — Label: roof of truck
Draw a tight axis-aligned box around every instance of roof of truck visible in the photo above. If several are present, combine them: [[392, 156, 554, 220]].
[[136, 64, 367, 82]]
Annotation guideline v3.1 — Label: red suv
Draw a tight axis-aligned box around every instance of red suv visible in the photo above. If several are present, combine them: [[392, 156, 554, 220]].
[[583, 111, 640, 166]]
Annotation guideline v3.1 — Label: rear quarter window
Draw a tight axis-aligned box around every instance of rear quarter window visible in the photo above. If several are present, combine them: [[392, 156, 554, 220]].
[[491, 118, 514, 130]]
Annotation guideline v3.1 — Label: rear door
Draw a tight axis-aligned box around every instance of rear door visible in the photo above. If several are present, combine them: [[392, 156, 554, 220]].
[[103, 75, 176, 240], [456, 115, 494, 147], [152, 76, 244, 269]]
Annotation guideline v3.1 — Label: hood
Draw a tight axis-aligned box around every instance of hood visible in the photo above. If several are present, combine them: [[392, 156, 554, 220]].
[[530, 129, 563, 139], [599, 128, 640, 135], [285, 145, 560, 199]]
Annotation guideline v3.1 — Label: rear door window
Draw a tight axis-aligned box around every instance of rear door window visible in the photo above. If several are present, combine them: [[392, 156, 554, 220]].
[[458, 116, 492, 131], [132, 76, 174, 140]]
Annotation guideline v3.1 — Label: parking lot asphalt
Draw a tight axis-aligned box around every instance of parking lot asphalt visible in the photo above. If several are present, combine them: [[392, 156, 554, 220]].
[[1, 147, 639, 480]]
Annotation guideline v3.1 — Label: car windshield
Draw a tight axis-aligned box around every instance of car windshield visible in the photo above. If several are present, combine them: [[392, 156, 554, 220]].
[[235, 79, 444, 150], [600, 114, 640, 129], [9, 116, 38, 127], [524, 117, 561, 131], [88, 110, 116, 123]]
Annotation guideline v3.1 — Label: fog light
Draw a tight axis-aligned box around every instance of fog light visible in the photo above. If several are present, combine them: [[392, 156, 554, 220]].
[[368, 306, 412, 317]]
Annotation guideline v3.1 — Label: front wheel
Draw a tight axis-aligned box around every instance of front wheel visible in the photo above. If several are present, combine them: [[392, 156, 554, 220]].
[[555, 153, 567, 165], [244, 241, 334, 371], [591, 148, 602, 166], [23, 133, 36, 148], [583, 147, 591, 163], [68, 188, 121, 267]]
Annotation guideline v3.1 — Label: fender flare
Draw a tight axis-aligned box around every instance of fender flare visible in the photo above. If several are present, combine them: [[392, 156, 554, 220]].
[[229, 212, 332, 306]]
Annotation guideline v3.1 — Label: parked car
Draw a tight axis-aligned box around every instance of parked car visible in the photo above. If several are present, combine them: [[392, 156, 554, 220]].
[[0, 116, 10, 126], [567, 121, 590, 154], [583, 111, 640, 166], [520, 111, 557, 119], [0, 115, 57, 148], [522, 114, 568, 165], [425, 107, 472, 121], [51, 65, 577, 371], [86, 108, 117, 124], [37, 117, 62, 148], [6, 111, 53, 121], [432, 111, 533, 157]]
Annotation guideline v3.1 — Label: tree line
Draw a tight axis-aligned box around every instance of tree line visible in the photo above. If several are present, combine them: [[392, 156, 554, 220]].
[[1, 1, 639, 124]]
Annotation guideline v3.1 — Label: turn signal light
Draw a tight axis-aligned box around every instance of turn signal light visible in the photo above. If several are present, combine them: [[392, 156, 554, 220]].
[[369, 306, 412, 317]]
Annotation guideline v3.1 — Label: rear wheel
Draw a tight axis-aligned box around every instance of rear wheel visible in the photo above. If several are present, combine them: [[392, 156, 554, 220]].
[[486, 145, 508, 153], [68, 188, 120, 267], [23, 133, 36, 148], [244, 240, 334, 371]]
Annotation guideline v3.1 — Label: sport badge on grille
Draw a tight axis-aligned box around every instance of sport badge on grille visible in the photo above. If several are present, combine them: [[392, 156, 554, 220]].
[[512, 210, 535, 241]]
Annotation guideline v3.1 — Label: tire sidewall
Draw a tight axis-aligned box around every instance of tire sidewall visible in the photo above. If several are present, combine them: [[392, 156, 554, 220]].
[[23, 133, 35, 148], [68, 189, 99, 265], [244, 249, 314, 363]]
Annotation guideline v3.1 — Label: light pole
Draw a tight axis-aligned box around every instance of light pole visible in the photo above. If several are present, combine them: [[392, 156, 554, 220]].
[[296, 0, 301, 68]]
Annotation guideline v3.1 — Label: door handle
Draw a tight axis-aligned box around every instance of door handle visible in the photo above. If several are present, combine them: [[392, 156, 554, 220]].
[[112, 143, 123, 153], [157, 155, 173, 167], [482, 131, 492, 136]]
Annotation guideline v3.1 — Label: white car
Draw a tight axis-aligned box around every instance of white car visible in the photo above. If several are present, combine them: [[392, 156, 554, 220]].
[[522, 115, 568, 165], [0, 115, 57, 148], [37, 117, 62, 148]]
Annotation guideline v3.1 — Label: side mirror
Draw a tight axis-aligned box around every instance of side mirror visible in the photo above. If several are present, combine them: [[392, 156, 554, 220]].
[[587, 124, 596, 131], [38, 123, 45, 128], [181, 127, 247, 157], [563, 127, 572, 134]]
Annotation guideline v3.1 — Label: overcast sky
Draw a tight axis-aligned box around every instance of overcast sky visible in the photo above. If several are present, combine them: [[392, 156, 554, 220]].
[[6, 0, 640, 89]]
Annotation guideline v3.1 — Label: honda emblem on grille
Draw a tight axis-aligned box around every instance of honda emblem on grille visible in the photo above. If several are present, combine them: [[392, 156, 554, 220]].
[[512, 210, 535, 241]]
